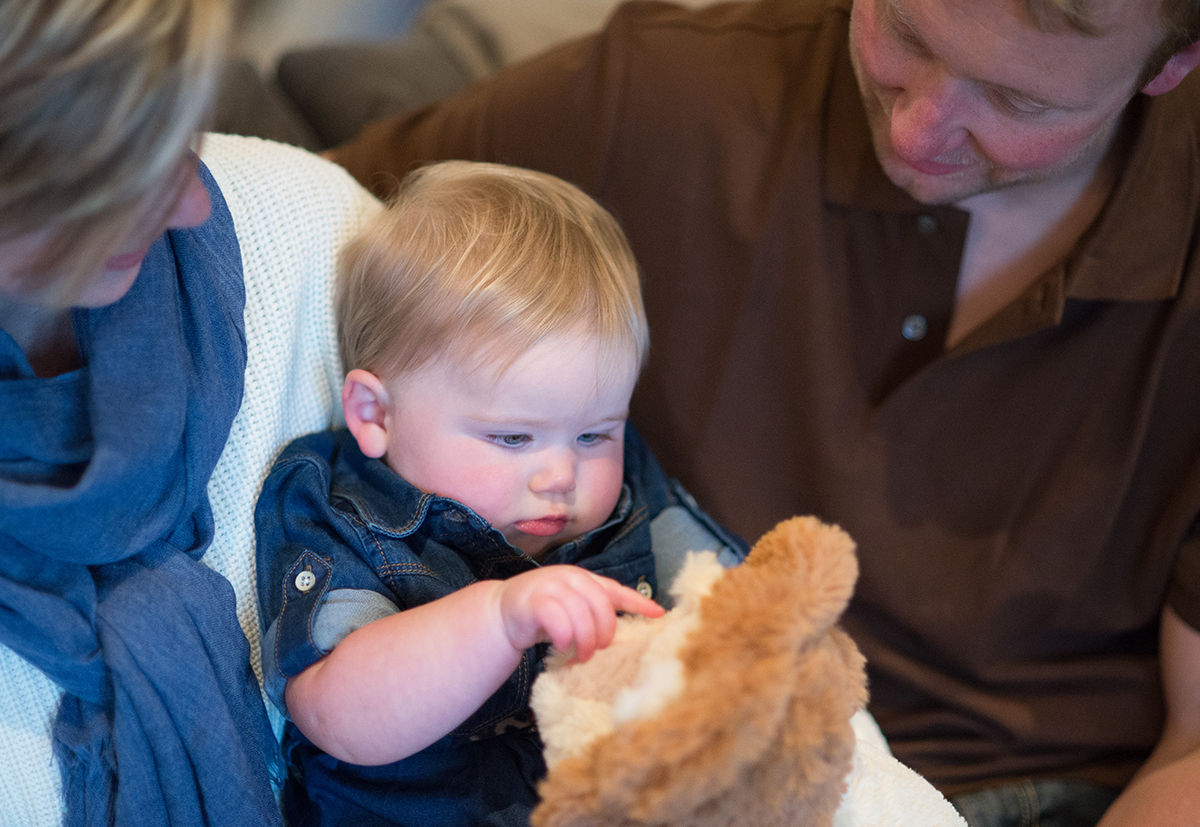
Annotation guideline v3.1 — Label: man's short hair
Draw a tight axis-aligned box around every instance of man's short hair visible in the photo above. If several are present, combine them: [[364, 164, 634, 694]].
[[337, 160, 649, 385], [1025, 0, 1200, 87], [0, 0, 229, 302], [1142, 0, 1200, 84]]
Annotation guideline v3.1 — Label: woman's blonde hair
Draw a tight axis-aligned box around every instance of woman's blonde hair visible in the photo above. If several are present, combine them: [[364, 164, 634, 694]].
[[337, 161, 649, 385], [0, 0, 229, 302]]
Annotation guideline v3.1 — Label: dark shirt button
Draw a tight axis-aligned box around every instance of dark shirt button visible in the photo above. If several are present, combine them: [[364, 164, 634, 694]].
[[901, 314, 928, 341]]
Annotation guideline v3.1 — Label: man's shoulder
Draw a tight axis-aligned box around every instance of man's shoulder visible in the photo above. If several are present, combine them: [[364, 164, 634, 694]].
[[611, 0, 846, 32], [602, 0, 849, 49], [586, 0, 852, 121]]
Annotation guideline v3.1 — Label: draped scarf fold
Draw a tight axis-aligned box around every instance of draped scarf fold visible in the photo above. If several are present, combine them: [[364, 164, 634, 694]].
[[0, 164, 283, 826]]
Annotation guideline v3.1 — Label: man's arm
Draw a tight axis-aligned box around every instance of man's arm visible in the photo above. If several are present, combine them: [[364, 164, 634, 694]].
[[1097, 606, 1200, 825]]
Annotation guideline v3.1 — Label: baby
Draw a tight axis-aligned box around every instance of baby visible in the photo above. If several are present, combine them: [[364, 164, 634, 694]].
[[255, 161, 744, 826]]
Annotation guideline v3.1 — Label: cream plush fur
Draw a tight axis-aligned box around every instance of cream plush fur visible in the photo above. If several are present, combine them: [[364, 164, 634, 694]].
[[530, 516, 968, 827], [530, 516, 870, 827]]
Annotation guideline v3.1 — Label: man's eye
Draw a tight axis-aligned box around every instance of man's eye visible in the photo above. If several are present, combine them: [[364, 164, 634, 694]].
[[893, 23, 924, 50], [883, 4, 929, 54], [989, 89, 1051, 117], [490, 434, 531, 447]]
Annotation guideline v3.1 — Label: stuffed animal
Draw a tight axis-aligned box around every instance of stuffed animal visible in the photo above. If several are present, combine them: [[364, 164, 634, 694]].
[[529, 515, 868, 827]]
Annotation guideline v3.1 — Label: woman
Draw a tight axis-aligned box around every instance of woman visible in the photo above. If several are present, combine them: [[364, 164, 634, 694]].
[[0, 2, 282, 824]]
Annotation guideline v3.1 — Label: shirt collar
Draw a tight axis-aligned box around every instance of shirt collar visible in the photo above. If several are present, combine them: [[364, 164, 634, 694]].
[[1065, 85, 1200, 302]]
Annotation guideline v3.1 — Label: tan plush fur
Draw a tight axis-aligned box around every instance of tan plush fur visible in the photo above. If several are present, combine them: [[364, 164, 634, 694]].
[[530, 516, 868, 827]]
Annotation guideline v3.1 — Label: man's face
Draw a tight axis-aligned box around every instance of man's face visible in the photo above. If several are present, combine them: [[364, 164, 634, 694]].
[[848, 0, 1167, 205]]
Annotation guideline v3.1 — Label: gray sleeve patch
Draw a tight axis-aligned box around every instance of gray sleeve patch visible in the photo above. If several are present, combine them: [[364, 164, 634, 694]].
[[262, 588, 399, 720], [311, 588, 400, 652], [649, 505, 740, 609]]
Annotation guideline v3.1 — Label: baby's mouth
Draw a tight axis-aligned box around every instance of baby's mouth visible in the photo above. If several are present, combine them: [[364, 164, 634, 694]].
[[514, 516, 568, 536]]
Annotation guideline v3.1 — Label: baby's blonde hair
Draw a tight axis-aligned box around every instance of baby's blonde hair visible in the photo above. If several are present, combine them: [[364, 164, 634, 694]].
[[337, 161, 649, 385], [0, 0, 229, 302]]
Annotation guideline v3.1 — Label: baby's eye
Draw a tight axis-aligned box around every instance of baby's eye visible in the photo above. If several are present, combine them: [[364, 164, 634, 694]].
[[577, 432, 612, 446], [489, 434, 531, 447]]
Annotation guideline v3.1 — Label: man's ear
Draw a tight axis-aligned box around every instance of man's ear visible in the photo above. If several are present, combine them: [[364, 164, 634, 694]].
[[1142, 40, 1200, 96], [342, 369, 392, 459]]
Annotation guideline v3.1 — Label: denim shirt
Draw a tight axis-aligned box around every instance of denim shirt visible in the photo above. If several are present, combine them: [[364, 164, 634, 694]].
[[255, 424, 744, 827]]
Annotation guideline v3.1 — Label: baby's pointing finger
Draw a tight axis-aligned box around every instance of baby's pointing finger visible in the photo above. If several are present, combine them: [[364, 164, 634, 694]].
[[599, 577, 665, 620]]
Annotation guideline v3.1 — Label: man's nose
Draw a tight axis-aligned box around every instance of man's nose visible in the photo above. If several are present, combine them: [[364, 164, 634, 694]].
[[889, 73, 970, 163]]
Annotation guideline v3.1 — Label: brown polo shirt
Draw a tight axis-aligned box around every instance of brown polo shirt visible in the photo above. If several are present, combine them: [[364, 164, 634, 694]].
[[330, 0, 1200, 795]]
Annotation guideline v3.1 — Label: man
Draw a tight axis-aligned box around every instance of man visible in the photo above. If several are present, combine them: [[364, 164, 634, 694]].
[[326, 0, 1200, 823]]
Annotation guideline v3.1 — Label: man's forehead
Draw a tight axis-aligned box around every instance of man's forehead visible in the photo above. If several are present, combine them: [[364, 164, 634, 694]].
[[887, 0, 1167, 84], [1020, 0, 1164, 34], [886, 0, 1161, 33]]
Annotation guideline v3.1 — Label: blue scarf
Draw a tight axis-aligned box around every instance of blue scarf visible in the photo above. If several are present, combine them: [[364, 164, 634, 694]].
[[0, 165, 283, 827]]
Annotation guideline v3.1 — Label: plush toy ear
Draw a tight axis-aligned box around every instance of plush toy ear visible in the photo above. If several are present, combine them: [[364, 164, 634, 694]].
[[532, 516, 867, 827]]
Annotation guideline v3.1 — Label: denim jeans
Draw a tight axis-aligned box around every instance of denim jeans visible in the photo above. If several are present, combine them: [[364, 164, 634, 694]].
[[952, 780, 1120, 827]]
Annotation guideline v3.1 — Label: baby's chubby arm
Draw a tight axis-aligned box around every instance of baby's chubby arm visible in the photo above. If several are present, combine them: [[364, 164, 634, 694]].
[[284, 565, 663, 766]]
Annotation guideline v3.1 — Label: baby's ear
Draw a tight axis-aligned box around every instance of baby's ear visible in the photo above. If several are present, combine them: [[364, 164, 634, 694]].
[[342, 369, 392, 459]]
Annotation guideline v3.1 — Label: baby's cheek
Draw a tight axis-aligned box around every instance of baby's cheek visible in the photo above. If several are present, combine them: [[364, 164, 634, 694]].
[[585, 457, 627, 524], [428, 460, 516, 525]]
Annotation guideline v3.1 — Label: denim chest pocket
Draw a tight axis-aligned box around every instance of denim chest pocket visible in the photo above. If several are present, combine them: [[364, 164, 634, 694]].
[[585, 551, 658, 601], [378, 525, 532, 604]]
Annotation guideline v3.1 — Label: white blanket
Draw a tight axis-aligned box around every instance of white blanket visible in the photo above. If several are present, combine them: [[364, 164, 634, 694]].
[[838, 711, 967, 827]]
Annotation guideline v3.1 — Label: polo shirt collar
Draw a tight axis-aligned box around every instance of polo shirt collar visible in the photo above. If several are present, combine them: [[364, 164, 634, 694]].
[[1067, 88, 1200, 302]]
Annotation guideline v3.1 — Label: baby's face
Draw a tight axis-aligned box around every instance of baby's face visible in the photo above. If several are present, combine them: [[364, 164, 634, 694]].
[[381, 331, 637, 558]]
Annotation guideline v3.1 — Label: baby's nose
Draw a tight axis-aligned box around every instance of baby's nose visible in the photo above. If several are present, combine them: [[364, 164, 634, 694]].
[[530, 450, 576, 494]]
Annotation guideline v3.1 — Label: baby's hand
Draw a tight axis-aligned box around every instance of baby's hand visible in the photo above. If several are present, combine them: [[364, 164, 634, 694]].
[[496, 566, 665, 662]]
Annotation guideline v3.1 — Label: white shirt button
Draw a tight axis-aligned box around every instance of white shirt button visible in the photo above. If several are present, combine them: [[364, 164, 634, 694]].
[[901, 314, 928, 341], [295, 569, 317, 592], [636, 579, 653, 599]]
